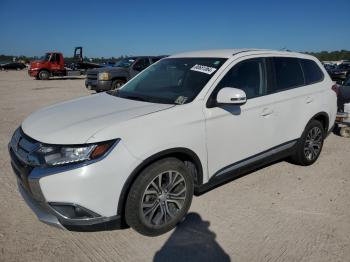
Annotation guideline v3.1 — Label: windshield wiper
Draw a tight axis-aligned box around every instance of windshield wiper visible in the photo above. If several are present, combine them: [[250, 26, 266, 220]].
[[108, 90, 148, 102], [122, 95, 148, 102]]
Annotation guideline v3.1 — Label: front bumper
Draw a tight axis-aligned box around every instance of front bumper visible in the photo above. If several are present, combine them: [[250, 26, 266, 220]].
[[85, 79, 113, 91], [18, 182, 63, 229], [18, 182, 122, 230], [8, 129, 140, 230], [28, 69, 39, 77], [10, 146, 123, 229]]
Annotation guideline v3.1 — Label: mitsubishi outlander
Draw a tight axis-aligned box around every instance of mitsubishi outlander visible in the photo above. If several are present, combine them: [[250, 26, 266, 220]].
[[9, 49, 337, 236]]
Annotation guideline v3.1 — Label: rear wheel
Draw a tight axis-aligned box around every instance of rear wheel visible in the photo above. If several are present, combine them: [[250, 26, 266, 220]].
[[291, 120, 324, 166], [38, 70, 50, 80], [125, 158, 194, 236]]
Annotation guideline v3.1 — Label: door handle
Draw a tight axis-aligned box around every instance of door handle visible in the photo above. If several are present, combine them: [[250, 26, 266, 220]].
[[261, 108, 273, 117], [306, 97, 314, 104]]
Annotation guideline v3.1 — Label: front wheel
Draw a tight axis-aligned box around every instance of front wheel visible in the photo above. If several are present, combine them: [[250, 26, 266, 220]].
[[38, 70, 50, 80], [125, 158, 194, 236], [111, 79, 125, 91], [291, 120, 325, 166]]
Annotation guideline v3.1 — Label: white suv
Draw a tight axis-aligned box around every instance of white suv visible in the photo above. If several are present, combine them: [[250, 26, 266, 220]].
[[9, 49, 337, 236]]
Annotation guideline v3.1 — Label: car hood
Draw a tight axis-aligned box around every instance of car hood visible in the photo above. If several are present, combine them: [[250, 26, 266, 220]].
[[88, 67, 128, 74], [30, 60, 48, 68], [22, 93, 174, 144]]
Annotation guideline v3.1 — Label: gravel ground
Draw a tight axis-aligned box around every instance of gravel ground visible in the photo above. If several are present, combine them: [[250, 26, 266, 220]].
[[0, 70, 349, 262]]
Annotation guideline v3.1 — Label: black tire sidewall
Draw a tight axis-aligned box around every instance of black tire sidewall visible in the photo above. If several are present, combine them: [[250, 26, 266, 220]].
[[112, 79, 125, 90], [125, 158, 194, 236], [39, 70, 49, 80]]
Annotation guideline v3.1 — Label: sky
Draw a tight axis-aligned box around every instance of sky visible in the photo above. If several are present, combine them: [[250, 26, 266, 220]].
[[1, 0, 349, 57]]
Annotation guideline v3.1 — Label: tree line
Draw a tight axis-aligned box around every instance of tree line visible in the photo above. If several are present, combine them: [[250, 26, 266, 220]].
[[0, 54, 130, 64], [1, 50, 350, 64], [304, 50, 350, 61]]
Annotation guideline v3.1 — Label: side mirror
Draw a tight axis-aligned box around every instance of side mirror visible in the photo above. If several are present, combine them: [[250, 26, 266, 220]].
[[216, 87, 247, 105]]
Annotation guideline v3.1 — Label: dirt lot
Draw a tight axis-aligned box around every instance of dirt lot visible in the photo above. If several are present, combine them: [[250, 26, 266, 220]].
[[0, 70, 349, 262]]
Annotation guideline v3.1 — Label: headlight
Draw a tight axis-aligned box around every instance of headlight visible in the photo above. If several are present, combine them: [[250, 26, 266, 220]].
[[37, 140, 116, 166], [98, 72, 111, 81]]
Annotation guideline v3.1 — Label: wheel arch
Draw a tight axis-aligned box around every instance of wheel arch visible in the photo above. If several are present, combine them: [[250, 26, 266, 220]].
[[309, 112, 330, 133], [111, 76, 127, 82], [116, 147, 203, 218], [38, 68, 51, 73]]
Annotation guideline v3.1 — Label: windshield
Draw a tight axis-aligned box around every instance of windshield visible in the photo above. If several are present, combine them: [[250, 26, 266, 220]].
[[40, 53, 51, 61], [110, 58, 227, 104], [113, 58, 137, 68]]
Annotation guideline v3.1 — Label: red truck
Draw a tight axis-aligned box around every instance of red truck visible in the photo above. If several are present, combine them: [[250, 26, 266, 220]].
[[28, 47, 101, 80]]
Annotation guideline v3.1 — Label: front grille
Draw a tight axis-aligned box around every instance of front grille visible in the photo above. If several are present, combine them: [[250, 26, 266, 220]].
[[10, 148, 33, 193], [87, 71, 98, 80], [9, 128, 40, 193]]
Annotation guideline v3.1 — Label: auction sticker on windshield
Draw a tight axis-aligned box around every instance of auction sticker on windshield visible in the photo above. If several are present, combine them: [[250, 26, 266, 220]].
[[190, 64, 217, 75]]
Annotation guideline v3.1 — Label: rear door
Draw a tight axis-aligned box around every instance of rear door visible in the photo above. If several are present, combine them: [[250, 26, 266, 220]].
[[265, 56, 325, 145]]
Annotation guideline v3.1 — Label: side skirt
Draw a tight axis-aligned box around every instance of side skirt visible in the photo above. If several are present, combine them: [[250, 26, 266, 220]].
[[194, 140, 298, 196]]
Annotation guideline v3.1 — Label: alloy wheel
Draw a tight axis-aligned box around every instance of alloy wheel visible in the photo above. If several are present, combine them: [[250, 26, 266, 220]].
[[304, 126, 323, 161], [141, 170, 187, 226]]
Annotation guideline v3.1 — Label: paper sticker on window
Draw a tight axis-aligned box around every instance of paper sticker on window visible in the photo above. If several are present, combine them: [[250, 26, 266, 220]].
[[191, 64, 217, 75], [175, 96, 188, 105]]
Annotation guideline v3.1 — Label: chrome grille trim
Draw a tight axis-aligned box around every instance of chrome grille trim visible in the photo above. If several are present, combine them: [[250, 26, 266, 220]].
[[10, 128, 40, 166], [87, 71, 98, 80]]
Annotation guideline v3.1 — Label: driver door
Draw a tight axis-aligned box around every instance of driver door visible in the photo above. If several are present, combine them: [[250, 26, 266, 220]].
[[204, 57, 277, 177], [50, 53, 61, 72]]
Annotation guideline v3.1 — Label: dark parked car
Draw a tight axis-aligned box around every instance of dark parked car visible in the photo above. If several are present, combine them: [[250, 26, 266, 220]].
[[335, 77, 350, 111], [85, 56, 166, 92], [0, 62, 26, 70], [323, 63, 336, 73], [329, 63, 350, 83]]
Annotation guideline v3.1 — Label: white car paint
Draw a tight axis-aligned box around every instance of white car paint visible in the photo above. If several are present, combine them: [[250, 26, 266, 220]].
[[12, 49, 337, 225], [22, 94, 174, 144]]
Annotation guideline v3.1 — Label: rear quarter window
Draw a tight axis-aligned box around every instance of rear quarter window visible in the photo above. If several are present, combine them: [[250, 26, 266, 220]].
[[300, 59, 324, 84], [271, 57, 304, 92]]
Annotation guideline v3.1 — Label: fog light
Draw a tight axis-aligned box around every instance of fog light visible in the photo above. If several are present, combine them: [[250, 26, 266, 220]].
[[49, 203, 100, 219]]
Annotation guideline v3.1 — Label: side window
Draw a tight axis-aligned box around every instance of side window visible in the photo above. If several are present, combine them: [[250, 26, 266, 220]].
[[50, 54, 56, 63], [300, 59, 324, 84], [55, 54, 60, 64], [270, 57, 304, 92], [50, 53, 60, 64], [215, 58, 266, 99], [133, 58, 150, 71]]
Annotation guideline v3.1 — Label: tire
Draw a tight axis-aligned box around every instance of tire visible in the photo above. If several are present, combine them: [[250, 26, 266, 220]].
[[38, 70, 50, 80], [291, 120, 325, 166], [125, 158, 194, 236], [111, 79, 125, 90]]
